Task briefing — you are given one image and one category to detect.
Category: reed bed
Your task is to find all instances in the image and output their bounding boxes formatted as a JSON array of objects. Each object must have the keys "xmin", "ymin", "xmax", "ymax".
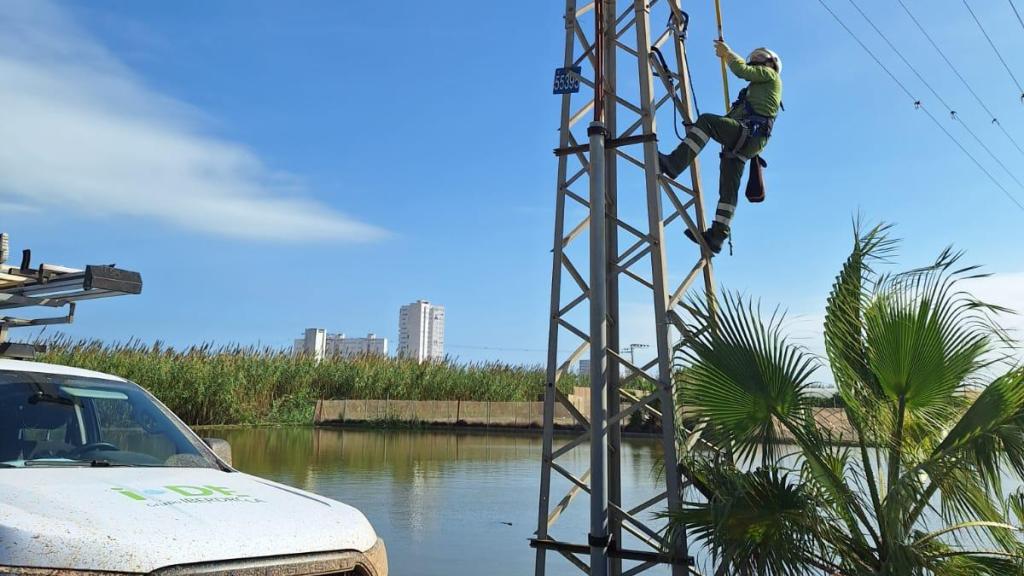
[{"xmin": 38, "ymin": 337, "xmax": 580, "ymax": 426}]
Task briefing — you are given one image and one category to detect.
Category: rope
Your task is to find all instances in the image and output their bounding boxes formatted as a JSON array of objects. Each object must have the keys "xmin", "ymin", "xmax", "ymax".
[
  {"xmin": 651, "ymin": 46, "xmax": 687, "ymax": 141},
  {"xmin": 896, "ymin": 0, "xmax": 1024, "ymax": 157},
  {"xmin": 962, "ymin": 0, "xmax": 1024, "ymax": 100},
  {"xmin": 685, "ymin": 47, "xmax": 701, "ymax": 119},
  {"xmin": 657, "ymin": 10, "xmax": 700, "ymax": 141},
  {"xmin": 815, "ymin": 0, "xmax": 1024, "ymax": 213}
]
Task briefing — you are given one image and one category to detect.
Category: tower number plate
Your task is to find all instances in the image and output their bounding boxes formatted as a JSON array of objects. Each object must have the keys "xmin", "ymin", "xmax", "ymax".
[{"xmin": 552, "ymin": 66, "xmax": 581, "ymax": 94}]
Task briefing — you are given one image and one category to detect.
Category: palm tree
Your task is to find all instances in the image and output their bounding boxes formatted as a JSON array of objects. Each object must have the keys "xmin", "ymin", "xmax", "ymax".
[{"xmin": 666, "ymin": 224, "xmax": 1024, "ymax": 575}]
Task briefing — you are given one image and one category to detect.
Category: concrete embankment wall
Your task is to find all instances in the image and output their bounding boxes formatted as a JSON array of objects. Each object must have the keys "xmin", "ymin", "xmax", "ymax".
[
  {"xmin": 314, "ymin": 399, "xmax": 577, "ymax": 428},
  {"xmin": 314, "ymin": 399, "xmax": 855, "ymax": 441}
]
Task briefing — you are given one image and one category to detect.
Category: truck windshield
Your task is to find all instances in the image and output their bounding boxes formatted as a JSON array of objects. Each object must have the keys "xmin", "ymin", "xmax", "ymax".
[{"xmin": 0, "ymin": 370, "xmax": 218, "ymax": 469}]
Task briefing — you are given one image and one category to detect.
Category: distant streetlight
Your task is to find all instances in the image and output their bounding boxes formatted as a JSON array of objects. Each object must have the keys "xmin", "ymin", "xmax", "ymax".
[{"xmin": 626, "ymin": 343, "xmax": 650, "ymax": 366}]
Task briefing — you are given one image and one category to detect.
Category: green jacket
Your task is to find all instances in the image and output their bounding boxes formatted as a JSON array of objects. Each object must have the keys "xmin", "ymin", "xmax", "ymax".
[{"xmin": 725, "ymin": 55, "xmax": 782, "ymax": 120}]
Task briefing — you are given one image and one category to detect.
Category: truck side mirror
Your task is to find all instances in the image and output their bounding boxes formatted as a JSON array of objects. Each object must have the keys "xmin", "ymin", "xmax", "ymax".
[{"xmin": 203, "ymin": 437, "xmax": 233, "ymax": 467}]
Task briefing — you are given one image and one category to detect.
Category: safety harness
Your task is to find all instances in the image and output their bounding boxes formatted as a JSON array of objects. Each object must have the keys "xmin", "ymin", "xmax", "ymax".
[
  {"xmin": 722, "ymin": 86, "xmax": 777, "ymax": 162},
  {"xmin": 725, "ymin": 82, "xmax": 783, "ymax": 210}
]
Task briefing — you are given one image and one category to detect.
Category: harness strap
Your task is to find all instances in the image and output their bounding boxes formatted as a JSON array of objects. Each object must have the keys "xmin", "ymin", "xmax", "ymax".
[
  {"xmin": 721, "ymin": 125, "xmax": 750, "ymax": 162},
  {"xmin": 731, "ymin": 87, "xmax": 776, "ymax": 139}
]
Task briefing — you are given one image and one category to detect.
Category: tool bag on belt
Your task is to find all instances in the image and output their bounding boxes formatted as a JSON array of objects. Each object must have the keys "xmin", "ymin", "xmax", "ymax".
[
  {"xmin": 745, "ymin": 157, "xmax": 767, "ymax": 203},
  {"xmin": 727, "ymin": 88, "xmax": 776, "ymax": 204}
]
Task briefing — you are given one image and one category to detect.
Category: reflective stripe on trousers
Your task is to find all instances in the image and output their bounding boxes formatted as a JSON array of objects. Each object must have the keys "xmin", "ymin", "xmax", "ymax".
[{"xmin": 714, "ymin": 202, "xmax": 736, "ymax": 227}]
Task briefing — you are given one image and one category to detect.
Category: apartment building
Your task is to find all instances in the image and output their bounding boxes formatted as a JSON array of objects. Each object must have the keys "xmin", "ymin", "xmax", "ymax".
[
  {"xmin": 293, "ymin": 328, "xmax": 388, "ymax": 360},
  {"xmin": 397, "ymin": 300, "xmax": 445, "ymax": 362}
]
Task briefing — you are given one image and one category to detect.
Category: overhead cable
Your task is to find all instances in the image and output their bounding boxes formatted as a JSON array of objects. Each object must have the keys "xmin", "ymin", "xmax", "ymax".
[
  {"xmin": 815, "ymin": 0, "xmax": 1024, "ymax": 212},
  {"xmin": 847, "ymin": 0, "xmax": 953, "ymax": 110},
  {"xmin": 1009, "ymin": 0, "xmax": 1024, "ymax": 36},
  {"xmin": 815, "ymin": 0, "xmax": 916, "ymax": 101},
  {"xmin": 896, "ymin": 0, "xmax": 1024, "ymax": 157},
  {"xmin": 847, "ymin": 0, "xmax": 1024, "ymax": 191},
  {"xmin": 962, "ymin": 0, "xmax": 1024, "ymax": 100},
  {"xmin": 448, "ymin": 344, "xmax": 551, "ymax": 353}
]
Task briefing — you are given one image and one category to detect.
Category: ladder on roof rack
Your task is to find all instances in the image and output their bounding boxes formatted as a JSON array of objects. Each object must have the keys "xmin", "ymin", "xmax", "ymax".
[{"xmin": 0, "ymin": 232, "xmax": 143, "ymax": 344}]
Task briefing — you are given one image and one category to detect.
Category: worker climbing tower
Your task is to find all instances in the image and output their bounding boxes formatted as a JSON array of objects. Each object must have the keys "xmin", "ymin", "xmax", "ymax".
[{"xmin": 532, "ymin": 1, "xmax": 719, "ymax": 575}]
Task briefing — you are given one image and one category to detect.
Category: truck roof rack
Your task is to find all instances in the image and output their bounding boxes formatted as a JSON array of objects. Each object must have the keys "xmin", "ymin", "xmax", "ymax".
[{"xmin": 0, "ymin": 232, "xmax": 143, "ymax": 350}]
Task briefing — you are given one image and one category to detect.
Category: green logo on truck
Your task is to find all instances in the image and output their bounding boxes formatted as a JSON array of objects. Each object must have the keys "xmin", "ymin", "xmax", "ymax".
[{"xmin": 112, "ymin": 485, "xmax": 266, "ymax": 506}]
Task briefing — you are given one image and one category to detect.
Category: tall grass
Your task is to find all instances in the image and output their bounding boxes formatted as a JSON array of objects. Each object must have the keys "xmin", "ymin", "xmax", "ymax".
[{"xmin": 38, "ymin": 337, "xmax": 581, "ymax": 426}]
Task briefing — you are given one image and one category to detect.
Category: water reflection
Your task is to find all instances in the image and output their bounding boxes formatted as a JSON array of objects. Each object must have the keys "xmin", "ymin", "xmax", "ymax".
[{"xmin": 206, "ymin": 427, "xmax": 669, "ymax": 576}]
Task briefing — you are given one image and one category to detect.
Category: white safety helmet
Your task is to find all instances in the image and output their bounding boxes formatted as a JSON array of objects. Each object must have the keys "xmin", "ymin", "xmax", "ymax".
[{"xmin": 747, "ymin": 47, "xmax": 782, "ymax": 73}]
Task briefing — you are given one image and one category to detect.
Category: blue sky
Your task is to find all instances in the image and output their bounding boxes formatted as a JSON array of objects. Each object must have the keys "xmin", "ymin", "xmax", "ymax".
[{"xmin": 2, "ymin": 0, "xmax": 1024, "ymax": 368}]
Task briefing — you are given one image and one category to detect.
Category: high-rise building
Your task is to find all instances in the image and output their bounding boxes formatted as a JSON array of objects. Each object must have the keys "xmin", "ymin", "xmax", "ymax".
[
  {"xmin": 578, "ymin": 358, "xmax": 632, "ymax": 378},
  {"xmin": 293, "ymin": 328, "xmax": 388, "ymax": 360},
  {"xmin": 294, "ymin": 328, "xmax": 328, "ymax": 362},
  {"xmin": 578, "ymin": 359, "xmax": 591, "ymax": 377},
  {"xmin": 397, "ymin": 300, "xmax": 445, "ymax": 362}
]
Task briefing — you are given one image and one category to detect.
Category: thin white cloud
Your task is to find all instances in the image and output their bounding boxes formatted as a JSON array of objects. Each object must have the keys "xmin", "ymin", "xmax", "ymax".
[
  {"xmin": 0, "ymin": 0, "xmax": 386, "ymax": 242},
  {"xmin": 0, "ymin": 202, "xmax": 38, "ymax": 214}
]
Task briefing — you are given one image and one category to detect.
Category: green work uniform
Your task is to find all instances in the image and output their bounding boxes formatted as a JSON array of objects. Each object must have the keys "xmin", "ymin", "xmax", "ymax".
[{"xmin": 662, "ymin": 55, "xmax": 782, "ymax": 229}]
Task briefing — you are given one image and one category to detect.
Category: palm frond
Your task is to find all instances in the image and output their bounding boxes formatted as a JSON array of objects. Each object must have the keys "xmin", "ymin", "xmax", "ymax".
[
  {"xmin": 1008, "ymin": 490, "xmax": 1024, "ymax": 527},
  {"xmin": 662, "ymin": 462, "xmax": 838, "ymax": 576},
  {"xmin": 824, "ymin": 221, "xmax": 897, "ymax": 446},
  {"xmin": 678, "ymin": 291, "xmax": 819, "ymax": 466},
  {"xmin": 933, "ymin": 369, "xmax": 1024, "ymax": 494},
  {"xmin": 868, "ymin": 248, "xmax": 999, "ymax": 419},
  {"xmin": 923, "ymin": 549, "xmax": 1024, "ymax": 576},
  {"xmin": 671, "ymin": 219, "xmax": 1024, "ymax": 574}
]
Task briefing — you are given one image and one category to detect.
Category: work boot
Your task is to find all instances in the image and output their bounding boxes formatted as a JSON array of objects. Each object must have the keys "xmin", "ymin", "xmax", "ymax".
[
  {"xmin": 684, "ymin": 222, "xmax": 730, "ymax": 255},
  {"xmin": 658, "ymin": 152, "xmax": 681, "ymax": 179}
]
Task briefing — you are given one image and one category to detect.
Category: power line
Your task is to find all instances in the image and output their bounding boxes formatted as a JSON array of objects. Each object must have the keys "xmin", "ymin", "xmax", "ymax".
[
  {"xmin": 846, "ymin": 0, "xmax": 1024, "ymax": 192},
  {"xmin": 815, "ymin": 0, "xmax": 917, "ymax": 102},
  {"xmin": 1009, "ymin": 0, "xmax": 1024, "ymax": 36},
  {"xmin": 896, "ymin": 0, "xmax": 1024, "ymax": 157},
  {"xmin": 814, "ymin": 0, "xmax": 1024, "ymax": 212},
  {"xmin": 919, "ymin": 106, "xmax": 1024, "ymax": 212},
  {"xmin": 897, "ymin": 0, "xmax": 994, "ymax": 116},
  {"xmin": 846, "ymin": 0, "xmax": 955, "ymax": 110},
  {"xmin": 448, "ymin": 343, "xmax": 570, "ymax": 353},
  {"xmin": 962, "ymin": 0, "xmax": 1024, "ymax": 99}
]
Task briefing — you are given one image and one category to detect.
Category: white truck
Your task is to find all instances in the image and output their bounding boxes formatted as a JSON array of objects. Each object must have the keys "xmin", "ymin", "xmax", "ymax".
[{"xmin": 0, "ymin": 235, "xmax": 387, "ymax": 575}]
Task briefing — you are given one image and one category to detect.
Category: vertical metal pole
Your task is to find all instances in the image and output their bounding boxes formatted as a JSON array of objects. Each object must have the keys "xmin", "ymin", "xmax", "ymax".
[
  {"xmin": 601, "ymin": 1, "xmax": 623, "ymax": 574},
  {"xmin": 713, "ymin": 0, "xmax": 731, "ymax": 111},
  {"xmin": 634, "ymin": 2, "xmax": 688, "ymax": 573},
  {"xmin": 587, "ymin": 119, "xmax": 609, "ymax": 576},
  {"xmin": 589, "ymin": 1, "xmax": 610, "ymax": 572},
  {"xmin": 534, "ymin": 3, "xmax": 579, "ymax": 575}
]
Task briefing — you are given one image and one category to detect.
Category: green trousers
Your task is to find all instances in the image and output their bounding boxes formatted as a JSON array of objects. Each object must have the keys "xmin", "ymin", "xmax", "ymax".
[{"xmin": 663, "ymin": 113, "xmax": 767, "ymax": 229}]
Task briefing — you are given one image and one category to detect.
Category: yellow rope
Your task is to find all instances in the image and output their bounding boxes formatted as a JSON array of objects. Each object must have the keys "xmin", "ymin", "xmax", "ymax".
[{"xmin": 714, "ymin": 0, "xmax": 730, "ymax": 111}]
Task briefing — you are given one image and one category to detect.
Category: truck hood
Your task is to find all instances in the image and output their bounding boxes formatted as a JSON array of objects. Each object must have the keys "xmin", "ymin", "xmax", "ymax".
[{"xmin": 0, "ymin": 467, "xmax": 378, "ymax": 573}]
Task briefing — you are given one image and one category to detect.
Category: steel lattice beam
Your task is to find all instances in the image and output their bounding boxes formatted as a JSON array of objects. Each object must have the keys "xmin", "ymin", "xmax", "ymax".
[{"xmin": 534, "ymin": 1, "xmax": 717, "ymax": 575}]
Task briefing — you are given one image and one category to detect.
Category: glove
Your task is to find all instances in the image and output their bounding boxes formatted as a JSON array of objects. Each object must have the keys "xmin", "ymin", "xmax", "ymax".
[{"xmin": 714, "ymin": 40, "xmax": 741, "ymax": 63}]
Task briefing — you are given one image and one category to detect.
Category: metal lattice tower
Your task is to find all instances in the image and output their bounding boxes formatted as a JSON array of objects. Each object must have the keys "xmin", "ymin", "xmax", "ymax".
[{"xmin": 532, "ymin": 1, "xmax": 717, "ymax": 574}]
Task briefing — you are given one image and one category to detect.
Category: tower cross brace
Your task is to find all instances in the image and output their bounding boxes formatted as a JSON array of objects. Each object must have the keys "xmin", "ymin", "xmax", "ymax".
[{"xmin": 532, "ymin": 1, "xmax": 718, "ymax": 575}]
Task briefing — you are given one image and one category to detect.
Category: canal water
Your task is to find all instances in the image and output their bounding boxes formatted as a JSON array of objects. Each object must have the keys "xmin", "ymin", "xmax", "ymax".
[{"xmin": 206, "ymin": 427, "xmax": 673, "ymax": 576}]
